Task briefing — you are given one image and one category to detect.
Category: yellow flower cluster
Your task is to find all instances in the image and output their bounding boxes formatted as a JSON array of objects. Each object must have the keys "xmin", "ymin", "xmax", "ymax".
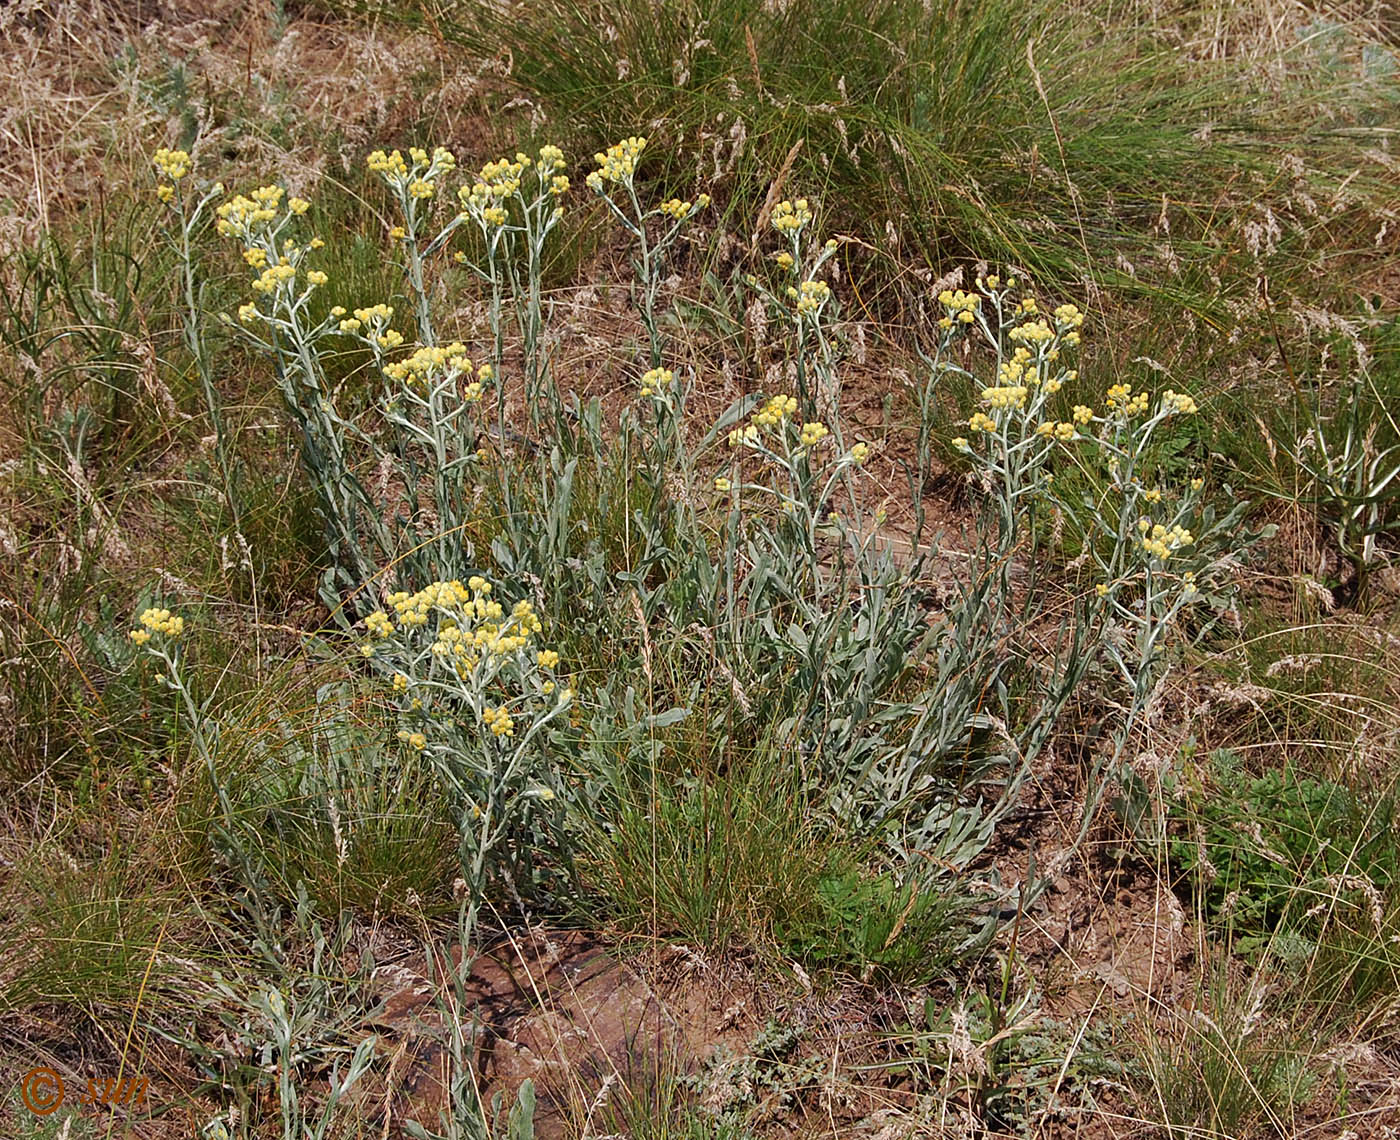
[
  {"xmin": 387, "ymin": 578, "xmax": 487, "ymax": 627},
  {"xmin": 368, "ymin": 150, "xmax": 410, "ymax": 178},
  {"xmin": 370, "ymin": 146, "xmax": 456, "ymax": 186},
  {"xmin": 1008, "ymin": 319, "xmax": 1054, "ymax": 345},
  {"xmin": 251, "ymin": 262, "xmax": 297, "ymax": 294},
  {"xmin": 1053, "ymin": 303, "xmax": 1085, "ymax": 329},
  {"xmin": 792, "ymin": 279, "xmax": 830, "ymax": 317},
  {"xmin": 981, "ymin": 385, "xmax": 1028, "ymax": 411},
  {"xmin": 850, "ymin": 442, "xmax": 871, "ymax": 464},
  {"xmin": 1106, "ymin": 383, "xmax": 1149, "ymax": 416},
  {"xmin": 772, "ymin": 198, "xmax": 812, "ymax": 235},
  {"xmin": 457, "ymin": 147, "xmax": 563, "ymax": 225},
  {"xmin": 714, "ymin": 476, "xmax": 732, "ymax": 492},
  {"xmin": 1072, "ymin": 404, "xmax": 1094, "ymax": 425},
  {"xmin": 338, "ymin": 303, "xmax": 394, "ymax": 333},
  {"xmin": 537, "ymin": 649, "xmax": 560, "ymax": 668},
  {"xmin": 660, "ymin": 196, "xmax": 702, "ymax": 221},
  {"xmin": 587, "ymin": 136, "xmax": 647, "ymax": 190},
  {"xmin": 799, "ymin": 421, "xmax": 830, "ymax": 448},
  {"xmin": 396, "ymin": 728, "xmax": 428, "ymax": 750},
  {"xmin": 482, "ymin": 156, "xmax": 526, "ymax": 196},
  {"xmin": 152, "ymin": 148, "xmax": 191, "ymax": 181},
  {"xmin": 216, "ymin": 186, "xmax": 284, "ymax": 237},
  {"xmin": 639, "ymin": 367, "xmax": 673, "ymax": 397},
  {"xmin": 1161, "ymin": 389, "xmax": 1198, "ymax": 415},
  {"xmin": 937, "ymin": 289, "xmax": 980, "ymax": 329},
  {"xmin": 130, "ymin": 607, "xmax": 184, "ymax": 644},
  {"xmin": 1138, "ymin": 518, "xmax": 1195, "ymax": 561},
  {"xmin": 752, "ymin": 394, "xmax": 798, "ymax": 428},
  {"xmin": 384, "ymin": 342, "xmax": 472, "ymax": 386},
  {"xmin": 385, "ymin": 578, "xmax": 546, "ymax": 673},
  {"xmin": 481, "ymin": 706, "xmax": 515, "ymax": 738},
  {"xmin": 365, "ymin": 610, "xmax": 394, "ymax": 637},
  {"xmin": 994, "ymin": 347, "xmax": 1034, "ymax": 386},
  {"xmin": 968, "ymin": 412, "xmax": 997, "ymax": 433}
]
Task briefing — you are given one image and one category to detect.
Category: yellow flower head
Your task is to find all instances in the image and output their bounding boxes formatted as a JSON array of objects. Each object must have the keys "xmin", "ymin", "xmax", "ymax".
[
  {"xmin": 639, "ymin": 367, "xmax": 673, "ymax": 397},
  {"xmin": 795, "ymin": 279, "xmax": 830, "ymax": 318},
  {"xmin": 1161, "ymin": 389, "xmax": 1198, "ymax": 416},
  {"xmin": 590, "ymin": 136, "xmax": 647, "ymax": 186},
  {"xmin": 152, "ymin": 148, "xmax": 191, "ymax": 182},
  {"xmin": 772, "ymin": 198, "xmax": 813, "ymax": 235},
  {"xmin": 752, "ymin": 394, "xmax": 798, "ymax": 430},
  {"xmin": 135, "ymin": 606, "xmax": 185, "ymax": 639}
]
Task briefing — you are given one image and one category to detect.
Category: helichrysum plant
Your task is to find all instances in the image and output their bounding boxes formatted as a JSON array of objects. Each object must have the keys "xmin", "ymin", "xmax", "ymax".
[
  {"xmin": 939, "ymin": 275, "xmax": 1253, "ymax": 844},
  {"xmin": 151, "ymin": 148, "xmax": 251, "ymax": 579},
  {"xmin": 359, "ymin": 575, "xmax": 576, "ymax": 906},
  {"xmin": 453, "ymin": 145, "xmax": 571, "ymax": 438},
  {"xmin": 585, "ymin": 135, "xmax": 710, "ymax": 367},
  {"xmin": 747, "ymin": 197, "xmax": 842, "ymax": 420},
  {"xmin": 145, "ymin": 132, "xmax": 1263, "ymax": 940}
]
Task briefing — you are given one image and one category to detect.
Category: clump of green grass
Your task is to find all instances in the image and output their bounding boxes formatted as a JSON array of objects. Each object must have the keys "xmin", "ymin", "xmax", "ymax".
[
  {"xmin": 339, "ymin": 0, "xmax": 1399, "ymax": 303},
  {"xmin": 1138, "ymin": 963, "xmax": 1317, "ymax": 1140}
]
